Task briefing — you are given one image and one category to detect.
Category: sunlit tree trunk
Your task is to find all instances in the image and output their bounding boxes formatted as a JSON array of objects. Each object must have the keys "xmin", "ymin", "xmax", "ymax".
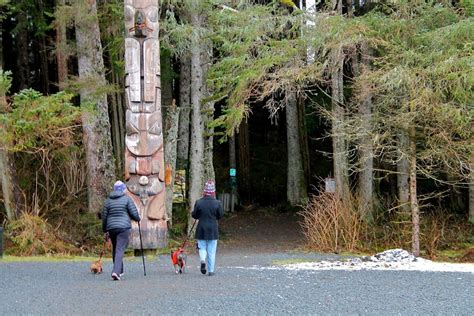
[
  {"xmin": 286, "ymin": 92, "xmax": 307, "ymax": 205},
  {"xmin": 75, "ymin": 0, "xmax": 115, "ymax": 213}
]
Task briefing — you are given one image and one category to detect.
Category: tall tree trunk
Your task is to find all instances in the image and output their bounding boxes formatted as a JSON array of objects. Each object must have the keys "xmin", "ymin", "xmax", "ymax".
[
  {"xmin": 164, "ymin": 100, "xmax": 180, "ymax": 226},
  {"xmin": 332, "ymin": 0, "xmax": 343, "ymax": 14},
  {"xmin": 346, "ymin": 0, "xmax": 353, "ymax": 17},
  {"xmin": 17, "ymin": 12, "xmax": 30, "ymax": 90},
  {"xmin": 188, "ymin": 11, "xmax": 206, "ymax": 229},
  {"xmin": 469, "ymin": 153, "xmax": 474, "ymax": 223},
  {"xmin": 238, "ymin": 119, "xmax": 251, "ymax": 204},
  {"xmin": 75, "ymin": 0, "xmax": 115, "ymax": 213},
  {"xmin": 201, "ymin": 44, "xmax": 215, "ymax": 184},
  {"xmin": 110, "ymin": 71, "xmax": 123, "ymax": 176},
  {"xmin": 37, "ymin": 0, "xmax": 50, "ymax": 94},
  {"xmin": 229, "ymin": 134, "xmax": 237, "ymax": 212},
  {"xmin": 56, "ymin": 0, "xmax": 68, "ymax": 87},
  {"xmin": 357, "ymin": 44, "xmax": 374, "ymax": 221},
  {"xmin": 286, "ymin": 92, "xmax": 307, "ymax": 206},
  {"xmin": 331, "ymin": 47, "xmax": 351, "ymax": 207},
  {"xmin": 397, "ymin": 131, "xmax": 410, "ymax": 214},
  {"xmin": 161, "ymin": 50, "xmax": 174, "ymax": 119},
  {"xmin": 409, "ymin": 127, "xmax": 420, "ymax": 256},
  {"xmin": 177, "ymin": 55, "xmax": 191, "ymax": 170},
  {"xmin": 298, "ymin": 94, "xmax": 311, "ymax": 193},
  {"xmin": 0, "ymin": 65, "xmax": 20, "ymax": 221}
]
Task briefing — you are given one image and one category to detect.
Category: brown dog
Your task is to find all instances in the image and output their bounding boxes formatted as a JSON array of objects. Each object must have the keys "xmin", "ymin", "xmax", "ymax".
[
  {"xmin": 91, "ymin": 238, "xmax": 107, "ymax": 274},
  {"xmin": 90, "ymin": 258, "xmax": 103, "ymax": 274}
]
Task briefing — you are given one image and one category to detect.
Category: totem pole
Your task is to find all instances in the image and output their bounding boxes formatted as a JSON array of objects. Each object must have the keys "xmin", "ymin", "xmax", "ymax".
[{"xmin": 124, "ymin": 0, "xmax": 167, "ymax": 249}]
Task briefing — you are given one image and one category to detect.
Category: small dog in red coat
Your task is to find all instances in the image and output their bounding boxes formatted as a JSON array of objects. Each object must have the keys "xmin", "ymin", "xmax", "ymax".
[{"xmin": 171, "ymin": 248, "xmax": 187, "ymax": 274}]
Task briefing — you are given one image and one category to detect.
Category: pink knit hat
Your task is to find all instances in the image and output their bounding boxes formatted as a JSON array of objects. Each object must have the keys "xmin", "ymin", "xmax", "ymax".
[{"xmin": 203, "ymin": 180, "xmax": 216, "ymax": 196}]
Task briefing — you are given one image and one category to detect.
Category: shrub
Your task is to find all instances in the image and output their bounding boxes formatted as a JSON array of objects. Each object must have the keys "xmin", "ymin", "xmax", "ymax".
[
  {"xmin": 299, "ymin": 192, "xmax": 364, "ymax": 252},
  {"xmin": 5, "ymin": 212, "xmax": 76, "ymax": 256}
]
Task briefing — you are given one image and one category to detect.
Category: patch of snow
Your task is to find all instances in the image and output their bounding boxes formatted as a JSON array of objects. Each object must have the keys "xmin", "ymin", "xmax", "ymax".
[
  {"xmin": 227, "ymin": 249, "xmax": 474, "ymax": 274},
  {"xmin": 282, "ymin": 249, "xmax": 474, "ymax": 273}
]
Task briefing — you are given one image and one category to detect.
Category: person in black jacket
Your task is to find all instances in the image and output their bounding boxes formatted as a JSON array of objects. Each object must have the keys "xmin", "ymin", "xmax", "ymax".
[
  {"xmin": 192, "ymin": 180, "xmax": 224, "ymax": 276},
  {"xmin": 102, "ymin": 180, "xmax": 140, "ymax": 281}
]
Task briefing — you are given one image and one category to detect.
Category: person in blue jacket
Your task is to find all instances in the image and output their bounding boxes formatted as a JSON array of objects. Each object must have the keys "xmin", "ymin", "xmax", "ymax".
[
  {"xmin": 192, "ymin": 180, "xmax": 224, "ymax": 276},
  {"xmin": 102, "ymin": 181, "xmax": 140, "ymax": 281}
]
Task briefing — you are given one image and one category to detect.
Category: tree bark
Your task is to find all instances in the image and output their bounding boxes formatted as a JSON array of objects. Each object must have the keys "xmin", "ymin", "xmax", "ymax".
[
  {"xmin": 238, "ymin": 119, "xmax": 251, "ymax": 203},
  {"xmin": 332, "ymin": 0, "xmax": 343, "ymax": 14},
  {"xmin": 17, "ymin": 12, "xmax": 30, "ymax": 90},
  {"xmin": 409, "ymin": 128, "xmax": 420, "ymax": 256},
  {"xmin": 286, "ymin": 92, "xmax": 307, "ymax": 206},
  {"xmin": 331, "ymin": 47, "xmax": 351, "ymax": 207},
  {"xmin": 164, "ymin": 101, "xmax": 180, "ymax": 227},
  {"xmin": 201, "ymin": 44, "xmax": 215, "ymax": 184},
  {"xmin": 0, "ymin": 69, "xmax": 20, "ymax": 221},
  {"xmin": 37, "ymin": 0, "xmax": 50, "ymax": 94},
  {"xmin": 188, "ymin": 11, "xmax": 206, "ymax": 229},
  {"xmin": 75, "ymin": 0, "xmax": 115, "ymax": 213},
  {"xmin": 357, "ymin": 45, "xmax": 374, "ymax": 221},
  {"xmin": 397, "ymin": 131, "xmax": 410, "ymax": 214},
  {"xmin": 229, "ymin": 134, "xmax": 237, "ymax": 211},
  {"xmin": 469, "ymin": 153, "xmax": 474, "ymax": 223},
  {"xmin": 298, "ymin": 94, "xmax": 311, "ymax": 193},
  {"xmin": 177, "ymin": 55, "xmax": 191, "ymax": 170},
  {"xmin": 110, "ymin": 71, "xmax": 123, "ymax": 176},
  {"xmin": 56, "ymin": 0, "xmax": 68, "ymax": 87}
]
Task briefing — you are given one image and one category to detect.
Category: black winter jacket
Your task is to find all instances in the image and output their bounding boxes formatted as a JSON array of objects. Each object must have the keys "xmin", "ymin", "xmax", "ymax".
[
  {"xmin": 102, "ymin": 191, "xmax": 140, "ymax": 232},
  {"xmin": 191, "ymin": 196, "xmax": 224, "ymax": 240}
]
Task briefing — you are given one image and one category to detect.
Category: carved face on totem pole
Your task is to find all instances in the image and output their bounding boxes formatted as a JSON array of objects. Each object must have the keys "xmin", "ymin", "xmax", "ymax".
[{"xmin": 124, "ymin": 0, "xmax": 166, "ymax": 249}]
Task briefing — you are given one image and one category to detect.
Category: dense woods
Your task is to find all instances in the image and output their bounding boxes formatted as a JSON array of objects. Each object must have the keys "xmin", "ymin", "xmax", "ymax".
[{"xmin": 0, "ymin": 0, "xmax": 472, "ymax": 258}]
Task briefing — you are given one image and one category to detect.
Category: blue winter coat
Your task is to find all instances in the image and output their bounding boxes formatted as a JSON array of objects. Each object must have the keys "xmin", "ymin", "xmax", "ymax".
[
  {"xmin": 192, "ymin": 196, "xmax": 224, "ymax": 240},
  {"xmin": 102, "ymin": 191, "xmax": 140, "ymax": 232}
]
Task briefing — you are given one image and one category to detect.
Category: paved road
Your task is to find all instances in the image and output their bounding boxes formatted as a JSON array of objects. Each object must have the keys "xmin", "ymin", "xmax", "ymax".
[{"xmin": 1, "ymin": 251, "xmax": 473, "ymax": 315}]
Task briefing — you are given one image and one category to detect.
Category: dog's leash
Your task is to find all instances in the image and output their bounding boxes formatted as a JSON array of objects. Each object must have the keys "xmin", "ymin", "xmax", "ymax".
[
  {"xmin": 180, "ymin": 220, "xmax": 197, "ymax": 249},
  {"xmin": 98, "ymin": 237, "xmax": 108, "ymax": 261}
]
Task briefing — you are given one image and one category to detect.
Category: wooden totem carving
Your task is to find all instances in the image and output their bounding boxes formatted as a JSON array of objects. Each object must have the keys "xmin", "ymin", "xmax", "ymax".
[{"xmin": 124, "ymin": 0, "xmax": 167, "ymax": 249}]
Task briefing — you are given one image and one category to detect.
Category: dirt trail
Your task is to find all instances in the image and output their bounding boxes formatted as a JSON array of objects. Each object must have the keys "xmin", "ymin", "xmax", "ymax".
[{"xmin": 218, "ymin": 209, "xmax": 305, "ymax": 253}]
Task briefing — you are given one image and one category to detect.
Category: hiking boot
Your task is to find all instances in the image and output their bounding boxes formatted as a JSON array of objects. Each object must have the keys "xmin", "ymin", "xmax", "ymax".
[
  {"xmin": 208, "ymin": 272, "xmax": 215, "ymax": 276},
  {"xmin": 200, "ymin": 261, "xmax": 207, "ymax": 275},
  {"xmin": 112, "ymin": 272, "xmax": 121, "ymax": 281}
]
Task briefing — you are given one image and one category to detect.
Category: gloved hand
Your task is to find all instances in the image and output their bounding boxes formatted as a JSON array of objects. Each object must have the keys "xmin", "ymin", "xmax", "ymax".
[{"xmin": 104, "ymin": 232, "xmax": 110, "ymax": 241}]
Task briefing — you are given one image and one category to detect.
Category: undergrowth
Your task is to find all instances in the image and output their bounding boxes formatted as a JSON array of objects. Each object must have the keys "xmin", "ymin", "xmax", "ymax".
[{"xmin": 299, "ymin": 192, "xmax": 474, "ymax": 261}]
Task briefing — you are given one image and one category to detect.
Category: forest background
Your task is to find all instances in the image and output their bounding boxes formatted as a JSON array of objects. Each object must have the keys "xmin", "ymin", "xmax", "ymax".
[{"xmin": 0, "ymin": 0, "xmax": 473, "ymax": 261}]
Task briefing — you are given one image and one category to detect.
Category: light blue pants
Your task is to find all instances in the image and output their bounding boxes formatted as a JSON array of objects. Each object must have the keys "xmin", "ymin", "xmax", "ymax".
[{"xmin": 197, "ymin": 239, "xmax": 218, "ymax": 273}]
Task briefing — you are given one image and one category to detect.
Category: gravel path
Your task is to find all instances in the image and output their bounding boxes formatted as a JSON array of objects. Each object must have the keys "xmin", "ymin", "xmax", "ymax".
[{"xmin": 1, "ymin": 250, "xmax": 473, "ymax": 315}]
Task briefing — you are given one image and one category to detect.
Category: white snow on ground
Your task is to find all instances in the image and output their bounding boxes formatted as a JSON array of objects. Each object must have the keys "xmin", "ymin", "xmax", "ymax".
[
  {"xmin": 229, "ymin": 249, "xmax": 474, "ymax": 273},
  {"xmin": 284, "ymin": 249, "xmax": 474, "ymax": 273}
]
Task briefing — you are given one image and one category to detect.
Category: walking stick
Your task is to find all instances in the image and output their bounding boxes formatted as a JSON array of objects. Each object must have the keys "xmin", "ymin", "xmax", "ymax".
[{"xmin": 137, "ymin": 221, "xmax": 146, "ymax": 276}]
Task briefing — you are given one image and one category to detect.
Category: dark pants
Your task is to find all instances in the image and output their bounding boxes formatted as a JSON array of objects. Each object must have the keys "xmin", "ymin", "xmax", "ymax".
[{"xmin": 109, "ymin": 228, "xmax": 130, "ymax": 276}]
